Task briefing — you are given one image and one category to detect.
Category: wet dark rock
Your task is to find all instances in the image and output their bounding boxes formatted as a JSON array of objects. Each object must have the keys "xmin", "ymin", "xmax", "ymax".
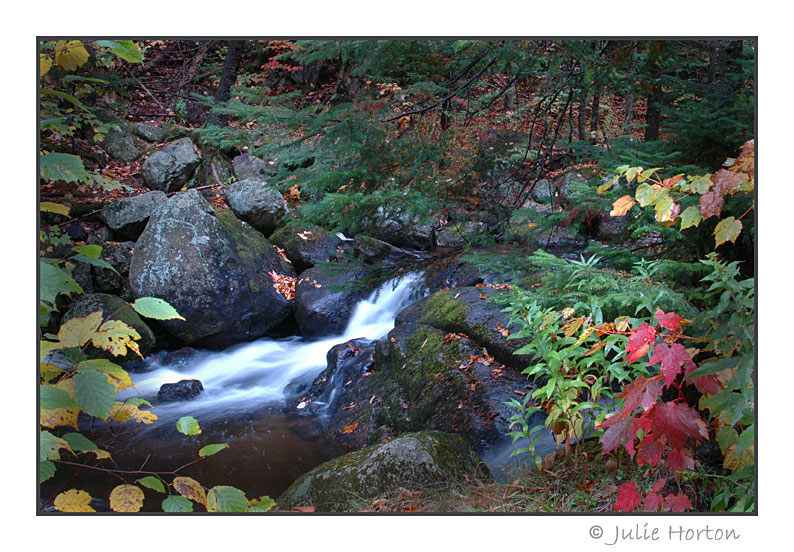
[
  {"xmin": 141, "ymin": 137, "xmax": 200, "ymax": 193},
  {"xmin": 98, "ymin": 191, "xmax": 167, "ymax": 241},
  {"xmin": 232, "ymin": 153, "xmax": 278, "ymax": 181},
  {"xmin": 423, "ymin": 258, "xmax": 484, "ymax": 292},
  {"xmin": 435, "ymin": 221, "xmax": 486, "ymax": 248},
  {"xmin": 129, "ymin": 189, "xmax": 294, "ymax": 349},
  {"xmin": 276, "ymin": 430, "xmax": 492, "ymax": 512},
  {"xmin": 269, "ymin": 224, "xmax": 342, "ymax": 274},
  {"xmin": 352, "ymin": 234, "xmax": 416, "ymax": 265},
  {"xmin": 158, "ymin": 379, "xmax": 204, "ymax": 401},
  {"xmin": 73, "ymin": 238, "xmax": 135, "ymax": 299},
  {"xmin": 162, "ymin": 346, "xmax": 200, "ymax": 367},
  {"xmin": 294, "ymin": 266, "xmax": 371, "ymax": 338},
  {"xmin": 369, "ymin": 204, "xmax": 436, "ymax": 249},
  {"xmin": 223, "ymin": 177, "xmax": 288, "ymax": 237},
  {"xmin": 65, "ymin": 223, "xmax": 88, "ymax": 242}
]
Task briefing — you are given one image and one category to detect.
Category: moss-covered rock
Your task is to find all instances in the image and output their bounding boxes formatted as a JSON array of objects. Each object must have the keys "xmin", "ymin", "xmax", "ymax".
[
  {"xmin": 128, "ymin": 190, "xmax": 294, "ymax": 348},
  {"xmin": 276, "ymin": 431, "xmax": 492, "ymax": 511},
  {"xmin": 62, "ymin": 293, "xmax": 156, "ymax": 358}
]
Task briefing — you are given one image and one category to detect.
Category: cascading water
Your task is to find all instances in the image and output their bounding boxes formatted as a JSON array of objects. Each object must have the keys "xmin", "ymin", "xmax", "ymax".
[{"xmin": 45, "ymin": 273, "xmax": 427, "ymax": 508}]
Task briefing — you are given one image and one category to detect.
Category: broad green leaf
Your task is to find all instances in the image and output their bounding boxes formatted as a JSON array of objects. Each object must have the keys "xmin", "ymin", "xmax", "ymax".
[
  {"xmin": 162, "ymin": 495, "xmax": 194, "ymax": 512},
  {"xmin": 40, "ymin": 89, "xmax": 90, "ymax": 112},
  {"xmin": 70, "ymin": 254, "xmax": 120, "ymax": 274},
  {"xmin": 176, "ymin": 416, "xmax": 201, "ymax": 436},
  {"xmin": 248, "ymin": 495, "xmax": 276, "ymax": 512},
  {"xmin": 40, "ymin": 152, "xmax": 88, "ymax": 182},
  {"xmin": 635, "ymin": 183, "xmax": 656, "ymax": 207},
  {"xmin": 173, "ymin": 476, "xmax": 207, "ymax": 505},
  {"xmin": 126, "ymin": 397, "xmax": 153, "ymax": 408},
  {"xmin": 62, "ymin": 75, "xmax": 110, "ymax": 84},
  {"xmin": 72, "ymin": 244, "xmax": 102, "ymax": 259},
  {"xmin": 54, "ymin": 489, "xmax": 94, "ymax": 512},
  {"xmin": 735, "ymin": 424, "xmax": 754, "ymax": 456},
  {"xmin": 131, "ymin": 297, "xmax": 186, "ymax": 321},
  {"xmin": 79, "ymin": 359, "xmax": 133, "ymax": 391},
  {"xmin": 137, "ymin": 476, "xmax": 166, "ymax": 494},
  {"xmin": 40, "ymin": 54, "xmax": 53, "ymax": 76},
  {"xmin": 716, "ymin": 426, "xmax": 739, "ymax": 452},
  {"xmin": 40, "ymin": 201, "xmax": 70, "ymax": 216},
  {"xmin": 637, "ymin": 167, "xmax": 661, "ymax": 183},
  {"xmin": 597, "ymin": 175, "xmax": 619, "ymax": 194},
  {"xmin": 207, "ymin": 485, "xmax": 249, "ymax": 512},
  {"xmin": 679, "ymin": 206, "xmax": 702, "ymax": 230},
  {"xmin": 40, "ymin": 460, "xmax": 56, "ymax": 483},
  {"xmin": 40, "ymin": 259, "xmax": 82, "ymax": 307},
  {"xmin": 40, "ymin": 385, "xmax": 76, "ymax": 409},
  {"xmin": 62, "ymin": 432, "xmax": 99, "ymax": 452},
  {"xmin": 690, "ymin": 174, "xmax": 713, "ymax": 194},
  {"xmin": 714, "ymin": 216, "xmax": 742, "ymax": 247},
  {"xmin": 54, "ymin": 40, "xmax": 90, "ymax": 70},
  {"xmin": 109, "ymin": 484, "xmax": 145, "ymax": 512},
  {"xmin": 625, "ymin": 166, "xmax": 642, "ymax": 183},
  {"xmin": 73, "ymin": 369, "xmax": 116, "ymax": 419},
  {"xmin": 58, "ymin": 311, "xmax": 103, "ymax": 348},
  {"xmin": 95, "ymin": 40, "xmax": 144, "ymax": 63},
  {"xmin": 199, "ymin": 443, "xmax": 229, "ymax": 458},
  {"xmin": 40, "ymin": 430, "xmax": 72, "ymax": 461}
]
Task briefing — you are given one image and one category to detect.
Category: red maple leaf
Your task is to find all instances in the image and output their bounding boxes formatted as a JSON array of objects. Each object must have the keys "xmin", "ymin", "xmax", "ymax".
[
  {"xmin": 651, "ymin": 478, "xmax": 667, "ymax": 492},
  {"xmin": 649, "ymin": 342, "xmax": 696, "ymax": 388},
  {"xmin": 665, "ymin": 447, "xmax": 695, "ymax": 474},
  {"xmin": 600, "ymin": 414, "xmax": 637, "ymax": 457},
  {"xmin": 613, "ymin": 481, "xmax": 641, "ymax": 512},
  {"xmin": 619, "ymin": 375, "xmax": 662, "ymax": 413},
  {"xmin": 637, "ymin": 434, "xmax": 665, "ymax": 466},
  {"xmin": 699, "ymin": 190, "xmax": 724, "ymax": 219},
  {"xmin": 690, "ymin": 374, "xmax": 723, "ymax": 396},
  {"xmin": 654, "ymin": 308, "xmax": 685, "ymax": 331},
  {"xmin": 625, "ymin": 322, "xmax": 656, "ymax": 363},
  {"xmin": 648, "ymin": 402, "xmax": 709, "ymax": 450},
  {"xmin": 643, "ymin": 491, "xmax": 664, "ymax": 512},
  {"xmin": 664, "ymin": 493, "xmax": 693, "ymax": 512}
]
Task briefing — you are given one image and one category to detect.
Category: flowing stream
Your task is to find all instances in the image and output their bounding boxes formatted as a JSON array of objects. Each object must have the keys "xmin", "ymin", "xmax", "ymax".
[{"xmin": 43, "ymin": 275, "xmax": 426, "ymax": 510}]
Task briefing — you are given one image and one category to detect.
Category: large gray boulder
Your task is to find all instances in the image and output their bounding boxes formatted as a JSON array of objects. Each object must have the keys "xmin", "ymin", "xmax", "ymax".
[
  {"xmin": 98, "ymin": 191, "xmax": 167, "ymax": 241},
  {"xmin": 98, "ymin": 127, "xmax": 140, "ymax": 163},
  {"xmin": 62, "ymin": 293, "xmax": 156, "ymax": 358},
  {"xmin": 232, "ymin": 153, "xmax": 277, "ymax": 181},
  {"xmin": 128, "ymin": 189, "xmax": 295, "ymax": 348},
  {"xmin": 276, "ymin": 431, "xmax": 492, "ymax": 511},
  {"xmin": 141, "ymin": 138, "xmax": 200, "ymax": 193},
  {"xmin": 134, "ymin": 122, "xmax": 167, "ymax": 143},
  {"xmin": 223, "ymin": 177, "xmax": 288, "ymax": 237},
  {"xmin": 294, "ymin": 266, "xmax": 371, "ymax": 338},
  {"xmin": 370, "ymin": 204, "xmax": 435, "ymax": 250}
]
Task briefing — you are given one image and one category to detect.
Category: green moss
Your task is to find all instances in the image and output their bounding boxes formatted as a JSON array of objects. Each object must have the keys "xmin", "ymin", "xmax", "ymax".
[{"xmin": 418, "ymin": 291, "xmax": 468, "ymax": 328}]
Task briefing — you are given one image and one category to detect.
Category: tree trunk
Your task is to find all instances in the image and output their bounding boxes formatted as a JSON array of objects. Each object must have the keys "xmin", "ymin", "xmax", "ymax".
[
  {"xmin": 643, "ymin": 42, "xmax": 663, "ymax": 143},
  {"xmin": 623, "ymin": 41, "xmax": 637, "ymax": 136},
  {"xmin": 578, "ymin": 80, "xmax": 588, "ymax": 141},
  {"xmin": 589, "ymin": 83, "xmax": 601, "ymax": 136},
  {"xmin": 207, "ymin": 40, "xmax": 245, "ymax": 128}
]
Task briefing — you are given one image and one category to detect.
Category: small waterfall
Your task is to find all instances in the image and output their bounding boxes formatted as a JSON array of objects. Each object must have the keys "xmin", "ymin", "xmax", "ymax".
[{"xmin": 119, "ymin": 273, "xmax": 423, "ymax": 420}]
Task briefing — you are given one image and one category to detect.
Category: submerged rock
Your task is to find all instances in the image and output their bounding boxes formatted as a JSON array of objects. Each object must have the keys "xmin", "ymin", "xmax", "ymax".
[
  {"xmin": 158, "ymin": 379, "xmax": 204, "ymax": 401},
  {"xmin": 276, "ymin": 431, "xmax": 492, "ymax": 511},
  {"xmin": 141, "ymin": 137, "xmax": 200, "ymax": 193},
  {"xmin": 129, "ymin": 189, "xmax": 294, "ymax": 349}
]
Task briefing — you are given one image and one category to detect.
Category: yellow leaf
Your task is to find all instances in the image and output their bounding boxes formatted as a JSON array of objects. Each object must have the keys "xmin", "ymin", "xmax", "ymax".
[
  {"xmin": 40, "ymin": 201, "xmax": 70, "ymax": 216},
  {"xmin": 40, "ymin": 362, "xmax": 65, "ymax": 382},
  {"xmin": 109, "ymin": 402, "xmax": 157, "ymax": 424},
  {"xmin": 58, "ymin": 312, "xmax": 103, "ymax": 348},
  {"xmin": 173, "ymin": 476, "xmax": 207, "ymax": 506},
  {"xmin": 109, "ymin": 484, "xmax": 144, "ymax": 512},
  {"xmin": 40, "ymin": 407, "xmax": 80, "ymax": 429},
  {"xmin": 54, "ymin": 40, "xmax": 90, "ymax": 71},
  {"xmin": 723, "ymin": 444, "xmax": 754, "ymax": 472},
  {"xmin": 40, "ymin": 340, "xmax": 65, "ymax": 362},
  {"xmin": 90, "ymin": 319, "xmax": 142, "ymax": 357},
  {"xmin": 40, "ymin": 54, "xmax": 53, "ymax": 77},
  {"xmin": 610, "ymin": 195, "xmax": 636, "ymax": 217},
  {"xmin": 54, "ymin": 489, "xmax": 95, "ymax": 512}
]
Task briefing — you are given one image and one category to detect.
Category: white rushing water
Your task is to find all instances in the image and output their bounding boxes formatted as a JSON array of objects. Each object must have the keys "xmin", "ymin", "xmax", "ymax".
[{"xmin": 119, "ymin": 273, "xmax": 423, "ymax": 419}]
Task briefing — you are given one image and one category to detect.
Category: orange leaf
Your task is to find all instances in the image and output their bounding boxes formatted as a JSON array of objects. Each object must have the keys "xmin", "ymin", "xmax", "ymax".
[
  {"xmin": 342, "ymin": 422, "xmax": 358, "ymax": 434},
  {"xmin": 610, "ymin": 195, "xmax": 636, "ymax": 217}
]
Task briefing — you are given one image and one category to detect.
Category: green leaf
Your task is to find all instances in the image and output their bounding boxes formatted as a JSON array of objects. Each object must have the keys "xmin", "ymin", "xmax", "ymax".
[
  {"xmin": 126, "ymin": 397, "xmax": 153, "ymax": 408},
  {"xmin": 248, "ymin": 496, "xmax": 276, "ymax": 512},
  {"xmin": 40, "ymin": 430, "xmax": 71, "ymax": 461},
  {"xmin": 70, "ymin": 254, "xmax": 120, "ymax": 274},
  {"xmin": 95, "ymin": 40, "xmax": 144, "ymax": 63},
  {"xmin": 62, "ymin": 75, "xmax": 110, "ymax": 85},
  {"xmin": 62, "ymin": 432, "xmax": 99, "ymax": 452},
  {"xmin": 40, "ymin": 385, "xmax": 76, "ymax": 409},
  {"xmin": 735, "ymin": 424, "xmax": 754, "ymax": 456},
  {"xmin": 137, "ymin": 476, "xmax": 166, "ymax": 494},
  {"xmin": 690, "ymin": 174, "xmax": 712, "ymax": 194},
  {"xmin": 207, "ymin": 486, "xmax": 249, "ymax": 512},
  {"xmin": 73, "ymin": 369, "xmax": 116, "ymax": 419},
  {"xmin": 40, "ymin": 259, "xmax": 83, "ymax": 307},
  {"xmin": 131, "ymin": 297, "xmax": 186, "ymax": 321},
  {"xmin": 40, "ymin": 89, "xmax": 90, "ymax": 112},
  {"xmin": 679, "ymin": 206, "xmax": 702, "ymax": 230},
  {"xmin": 199, "ymin": 443, "xmax": 229, "ymax": 458},
  {"xmin": 72, "ymin": 245, "xmax": 102, "ymax": 259},
  {"xmin": 176, "ymin": 416, "xmax": 201, "ymax": 436},
  {"xmin": 162, "ymin": 495, "xmax": 194, "ymax": 512},
  {"xmin": 40, "ymin": 152, "xmax": 88, "ymax": 183},
  {"xmin": 597, "ymin": 175, "xmax": 619, "ymax": 194},
  {"xmin": 637, "ymin": 167, "xmax": 661, "ymax": 183},
  {"xmin": 40, "ymin": 460, "xmax": 56, "ymax": 483},
  {"xmin": 635, "ymin": 183, "xmax": 656, "ymax": 207},
  {"xmin": 714, "ymin": 216, "xmax": 743, "ymax": 247}
]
